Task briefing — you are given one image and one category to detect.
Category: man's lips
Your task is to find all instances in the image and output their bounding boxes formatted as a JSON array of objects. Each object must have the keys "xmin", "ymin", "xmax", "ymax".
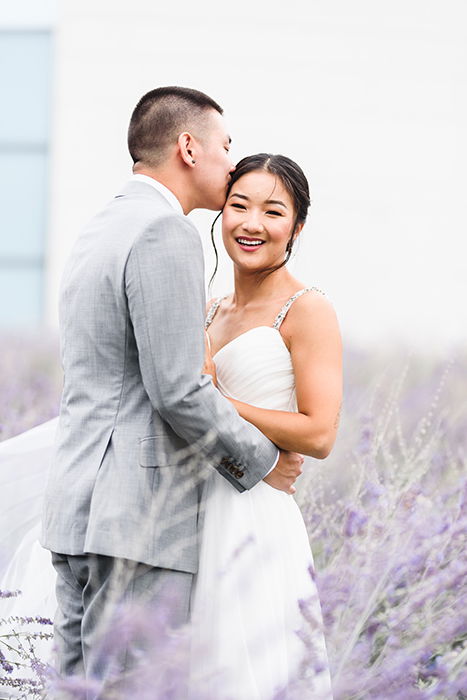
[{"xmin": 236, "ymin": 236, "xmax": 265, "ymax": 251}]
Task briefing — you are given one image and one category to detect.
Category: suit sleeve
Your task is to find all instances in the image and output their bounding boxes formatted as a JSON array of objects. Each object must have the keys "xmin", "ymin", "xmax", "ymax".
[{"xmin": 124, "ymin": 213, "xmax": 278, "ymax": 491}]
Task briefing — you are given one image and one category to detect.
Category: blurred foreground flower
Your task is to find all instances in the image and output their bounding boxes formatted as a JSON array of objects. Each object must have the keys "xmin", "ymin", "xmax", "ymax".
[
  {"xmin": 0, "ymin": 588, "xmax": 53, "ymax": 699},
  {"xmin": 0, "ymin": 337, "xmax": 466, "ymax": 698},
  {"xmin": 0, "ymin": 333, "xmax": 61, "ymax": 441}
]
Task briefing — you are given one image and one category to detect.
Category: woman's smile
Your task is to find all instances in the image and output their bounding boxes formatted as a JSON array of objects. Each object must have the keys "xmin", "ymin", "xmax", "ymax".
[{"xmin": 236, "ymin": 236, "xmax": 266, "ymax": 251}]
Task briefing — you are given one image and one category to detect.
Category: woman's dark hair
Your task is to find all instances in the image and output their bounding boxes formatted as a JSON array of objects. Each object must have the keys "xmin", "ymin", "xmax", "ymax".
[{"xmin": 209, "ymin": 153, "xmax": 311, "ymax": 288}]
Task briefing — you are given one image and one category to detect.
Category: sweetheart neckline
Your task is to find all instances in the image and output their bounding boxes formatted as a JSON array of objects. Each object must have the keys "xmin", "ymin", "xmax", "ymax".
[{"xmin": 211, "ymin": 326, "xmax": 289, "ymax": 360}]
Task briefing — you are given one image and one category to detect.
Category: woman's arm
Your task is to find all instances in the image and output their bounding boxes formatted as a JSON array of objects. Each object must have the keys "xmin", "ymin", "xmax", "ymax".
[{"xmin": 227, "ymin": 293, "xmax": 343, "ymax": 459}]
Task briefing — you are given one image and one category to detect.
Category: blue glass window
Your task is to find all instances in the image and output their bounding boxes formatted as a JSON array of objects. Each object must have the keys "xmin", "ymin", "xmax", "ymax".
[{"xmin": 0, "ymin": 30, "xmax": 52, "ymax": 327}]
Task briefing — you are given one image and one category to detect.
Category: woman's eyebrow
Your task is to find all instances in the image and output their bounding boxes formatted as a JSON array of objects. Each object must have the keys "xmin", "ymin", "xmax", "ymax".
[
  {"xmin": 229, "ymin": 193, "xmax": 287, "ymax": 208},
  {"xmin": 229, "ymin": 192, "xmax": 249, "ymax": 200},
  {"xmin": 266, "ymin": 199, "xmax": 287, "ymax": 208}
]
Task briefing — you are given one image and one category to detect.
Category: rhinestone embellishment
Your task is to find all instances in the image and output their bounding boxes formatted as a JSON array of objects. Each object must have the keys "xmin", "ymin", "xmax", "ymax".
[
  {"xmin": 205, "ymin": 287, "xmax": 325, "ymax": 330},
  {"xmin": 272, "ymin": 287, "xmax": 325, "ymax": 329}
]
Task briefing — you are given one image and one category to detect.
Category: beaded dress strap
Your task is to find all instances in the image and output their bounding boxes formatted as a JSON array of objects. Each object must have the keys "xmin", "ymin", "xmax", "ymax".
[
  {"xmin": 205, "ymin": 297, "xmax": 227, "ymax": 330},
  {"xmin": 272, "ymin": 287, "xmax": 325, "ymax": 330}
]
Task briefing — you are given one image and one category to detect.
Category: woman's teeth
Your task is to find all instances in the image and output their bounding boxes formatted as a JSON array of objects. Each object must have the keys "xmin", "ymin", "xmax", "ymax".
[{"xmin": 236, "ymin": 238, "xmax": 264, "ymax": 247}]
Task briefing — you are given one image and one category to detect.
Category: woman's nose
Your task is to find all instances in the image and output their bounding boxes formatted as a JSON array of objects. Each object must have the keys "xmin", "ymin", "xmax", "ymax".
[{"xmin": 242, "ymin": 217, "xmax": 264, "ymax": 233}]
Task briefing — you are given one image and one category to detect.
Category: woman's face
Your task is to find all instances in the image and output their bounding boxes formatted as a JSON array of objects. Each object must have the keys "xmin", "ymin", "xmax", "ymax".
[{"xmin": 221, "ymin": 170, "xmax": 301, "ymax": 273}]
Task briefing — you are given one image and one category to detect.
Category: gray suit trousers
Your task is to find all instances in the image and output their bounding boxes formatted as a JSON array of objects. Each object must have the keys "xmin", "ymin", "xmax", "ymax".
[{"xmin": 51, "ymin": 552, "xmax": 192, "ymax": 698}]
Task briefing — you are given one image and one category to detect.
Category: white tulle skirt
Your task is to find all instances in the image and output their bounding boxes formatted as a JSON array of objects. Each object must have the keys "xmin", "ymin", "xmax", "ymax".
[
  {"xmin": 190, "ymin": 471, "xmax": 332, "ymax": 699},
  {"xmin": 0, "ymin": 419, "xmax": 332, "ymax": 699}
]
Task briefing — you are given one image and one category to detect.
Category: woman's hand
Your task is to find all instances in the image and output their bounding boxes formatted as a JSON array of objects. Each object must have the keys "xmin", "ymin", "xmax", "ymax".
[{"xmin": 203, "ymin": 331, "xmax": 217, "ymax": 386}]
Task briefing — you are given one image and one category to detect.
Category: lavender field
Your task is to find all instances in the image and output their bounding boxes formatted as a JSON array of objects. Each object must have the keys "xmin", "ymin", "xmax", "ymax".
[
  {"xmin": 0, "ymin": 334, "xmax": 61, "ymax": 442},
  {"xmin": 297, "ymin": 345, "xmax": 467, "ymax": 698},
  {"xmin": 0, "ymin": 334, "xmax": 466, "ymax": 699}
]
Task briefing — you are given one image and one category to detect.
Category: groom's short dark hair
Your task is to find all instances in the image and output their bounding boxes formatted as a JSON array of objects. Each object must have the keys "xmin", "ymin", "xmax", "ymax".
[{"xmin": 128, "ymin": 86, "xmax": 223, "ymax": 167}]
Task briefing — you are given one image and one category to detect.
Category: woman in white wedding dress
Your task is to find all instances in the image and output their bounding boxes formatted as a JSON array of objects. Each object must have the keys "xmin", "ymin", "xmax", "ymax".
[
  {"xmin": 191, "ymin": 154, "xmax": 342, "ymax": 699},
  {"xmin": 0, "ymin": 154, "xmax": 342, "ymax": 699}
]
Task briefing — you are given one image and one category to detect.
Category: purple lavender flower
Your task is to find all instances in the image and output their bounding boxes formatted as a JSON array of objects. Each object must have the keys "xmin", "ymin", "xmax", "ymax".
[
  {"xmin": 0, "ymin": 331, "xmax": 61, "ymax": 441},
  {"xmin": 0, "ymin": 649, "xmax": 14, "ymax": 674},
  {"xmin": 343, "ymin": 507, "xmax": 368, "ymax": 537},
  {"xmin": 0, "ymin": 589, "xmax": 21, "ymax": 598}
]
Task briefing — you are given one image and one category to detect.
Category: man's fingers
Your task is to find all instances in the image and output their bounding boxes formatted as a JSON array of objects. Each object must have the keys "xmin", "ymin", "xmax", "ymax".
[{"xmin": 263, "ymin": 473, "xmax": 298, "ymax": 494}]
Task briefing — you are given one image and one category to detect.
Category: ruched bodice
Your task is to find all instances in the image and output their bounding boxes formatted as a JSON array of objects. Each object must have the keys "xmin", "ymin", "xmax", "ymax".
[
  {"xmin": 204, "ymin": 286, "xmax": 325, "ymax": 413},
  {"xmin": 214, "ymin": 326, "xmax": 297, "ymax": 411}
]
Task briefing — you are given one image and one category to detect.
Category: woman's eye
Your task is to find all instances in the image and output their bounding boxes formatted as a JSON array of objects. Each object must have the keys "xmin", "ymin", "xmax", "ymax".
[
  {"xmin": 231, "ymin": 203, "xmax": 246, "ymax": 210},
  {"xmin": 267, "ymin": 210, "xmax": 282, "ymax": 216}
]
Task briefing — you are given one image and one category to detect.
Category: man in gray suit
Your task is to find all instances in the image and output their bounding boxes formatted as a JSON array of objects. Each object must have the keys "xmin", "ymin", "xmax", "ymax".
[{"xmin": 41, "ymin": 86, "xmax": 303, "ymax": 688}]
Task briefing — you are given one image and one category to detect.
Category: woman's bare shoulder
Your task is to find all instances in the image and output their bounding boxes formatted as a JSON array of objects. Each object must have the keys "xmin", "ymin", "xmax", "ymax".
[
  {"xmin": 287, "ymin": 286, "xmax": 335, "ymax": 319},
  {"xmin": 281, "ymin": 287, "xmax": 340, "ymax": 345}
]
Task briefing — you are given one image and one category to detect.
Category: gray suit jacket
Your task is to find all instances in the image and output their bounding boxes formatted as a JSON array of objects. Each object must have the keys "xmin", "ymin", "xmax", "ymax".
[{"xmin": 41, "ymin": 181, "xmax": 277, "ymax": 573}]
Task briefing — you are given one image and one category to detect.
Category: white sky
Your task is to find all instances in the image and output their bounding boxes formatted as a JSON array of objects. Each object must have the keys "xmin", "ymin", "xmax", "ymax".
[{"xmin": 3, "ymin": 0, "xmax": 466, "ymax": 352}]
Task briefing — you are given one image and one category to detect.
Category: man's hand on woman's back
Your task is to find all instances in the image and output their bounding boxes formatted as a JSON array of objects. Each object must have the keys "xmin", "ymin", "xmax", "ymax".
[{"xmin": 263, "ymin": 451, "xmax": 304, "ymax": 494}]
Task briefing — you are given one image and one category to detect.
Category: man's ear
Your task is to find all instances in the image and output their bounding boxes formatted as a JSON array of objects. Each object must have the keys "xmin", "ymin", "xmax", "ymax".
[{"xmin": 178, "ymin": 132, "xmax": 197, "ymax": 167}]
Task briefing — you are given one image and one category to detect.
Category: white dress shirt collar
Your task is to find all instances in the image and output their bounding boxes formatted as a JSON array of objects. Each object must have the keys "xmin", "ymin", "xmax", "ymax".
[{"xmin": 130, "ymin": 174, "xmax": 184, "ymax": 215}]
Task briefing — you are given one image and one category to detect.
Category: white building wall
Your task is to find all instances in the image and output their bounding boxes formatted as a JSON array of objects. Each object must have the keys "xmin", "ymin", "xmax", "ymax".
[{"xmin": 45, "ymin": 0, "xmax": 467, "ymax": 351}]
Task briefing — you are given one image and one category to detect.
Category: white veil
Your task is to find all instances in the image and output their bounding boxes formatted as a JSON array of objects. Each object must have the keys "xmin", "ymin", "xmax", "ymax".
[{"xmin": 0, "ymin": 418, "xmax": 58, "ymax": 579}]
